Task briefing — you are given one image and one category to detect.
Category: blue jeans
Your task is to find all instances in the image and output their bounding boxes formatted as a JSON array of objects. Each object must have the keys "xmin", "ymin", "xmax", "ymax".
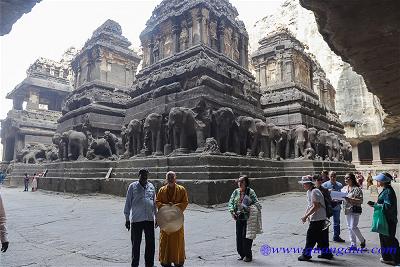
[
  {"xmin": 24, "ymin": 180, "xmax": 29, "ymax": 191},
  {"xmin": 332, "ymin": 208, "xmax": 341, "ymax": 238}
]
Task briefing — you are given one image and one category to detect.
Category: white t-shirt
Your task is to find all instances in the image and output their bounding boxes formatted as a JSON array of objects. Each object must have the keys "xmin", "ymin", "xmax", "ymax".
[{"xmin": 307, "ymin": 188, "xmax": 326, "ymax": 221}]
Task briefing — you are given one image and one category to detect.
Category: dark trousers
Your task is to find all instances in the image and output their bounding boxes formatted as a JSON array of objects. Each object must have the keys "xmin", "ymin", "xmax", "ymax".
[
  {"xmin": 131, "ymin": 221, "xmax": 155, "ymax": 267},
  {"xmin": 379, "ymin": 221, "xmax": 400, "ymax": 264},
  {"xmin": 303, "ymin": 220, "xmax": 331, "ymax": 257},
  {"xmin": 236, "ymin": 219, "xmax": 253, "ymax": 259}
]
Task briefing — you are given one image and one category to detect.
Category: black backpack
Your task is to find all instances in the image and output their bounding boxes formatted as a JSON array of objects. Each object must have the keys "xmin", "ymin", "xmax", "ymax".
[{"xmin": 319, "ymin": 187, "xmax": 333, "ymax": 218}]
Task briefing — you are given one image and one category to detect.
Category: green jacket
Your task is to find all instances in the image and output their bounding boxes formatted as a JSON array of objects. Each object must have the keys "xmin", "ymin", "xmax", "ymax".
[
  {"xmin": 376, "ymin": 185, "xmax": 398, "ymax": 224},
  {"xmin": 228, "ymin": 187, "xmax": 259, "ymax": 220}
]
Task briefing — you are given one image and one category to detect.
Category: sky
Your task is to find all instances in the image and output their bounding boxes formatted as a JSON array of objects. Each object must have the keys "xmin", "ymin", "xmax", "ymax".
[{"xmin": 0, "ymin": 0, "xmax": 284, "ymax": 121}]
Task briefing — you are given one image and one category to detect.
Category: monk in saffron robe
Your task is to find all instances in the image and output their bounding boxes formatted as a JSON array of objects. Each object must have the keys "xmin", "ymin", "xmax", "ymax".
[{"xmin": 156, "ymin": 171, "xmax": 189, "ymax": 267}]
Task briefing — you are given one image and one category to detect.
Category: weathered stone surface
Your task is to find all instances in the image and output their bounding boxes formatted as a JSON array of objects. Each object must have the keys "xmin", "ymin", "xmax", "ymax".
[
  {"xmin": 299, "ymin": 0, "xmax": 400, "ymax": 137},
  {"xmin": 336, "ymin": 63, "xmax": 386, "ymax": 138},
  {"xmin": 57, "ymin": 20, "xmax": 141, "ymax": 154},
  {"xmin": 0, "ymin": 0, "xmax": 40, "ymax": 36},
  {"xmin": 251, "ymin": 0, "xmax": 386, "ymax": 139},
  {"xmin": 6, "ymin": 157, "xmax": 355, "ymax": 205},
  {"xmin": 1, "ymin": 0, "xmax": 358, "ymax": 205},
  {"xmin": 251, "ymin": 30, "xmax": 345, "ymax": 137},
  {"xmin": 1, "ymin": 49, "xmax": 75, "ymax": 162}
]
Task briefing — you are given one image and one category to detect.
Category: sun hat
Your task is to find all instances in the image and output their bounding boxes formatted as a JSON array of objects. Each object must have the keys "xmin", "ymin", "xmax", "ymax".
[
  {"xmin": 298, "ymin": 175, "xmax": 315, "ymax": 184},
  {"xmin": 373, "ymin": 173, "xmax": 392, "ymax": 183},
  {"xmin": 156, "ymin": 205, "xmax": 184, "ymax": 233}
]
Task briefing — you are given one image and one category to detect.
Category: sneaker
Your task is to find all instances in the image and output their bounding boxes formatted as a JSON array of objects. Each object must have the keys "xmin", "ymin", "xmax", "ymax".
[
  {"xmin": 360, "ymin": 240, "xmax": 366, "ymax": 248},
  {"xmin": 318, "ymin": 254, "xmax": 334, "ymax": 260},
  {"xmin": 237, "ymin": 257, "xmax": 244, "ymax": 261},
  {"xmin": 380, "ymin": 258, "xmax": 396, "ymax": 265},
  {"xmin": 333, "ymin": 236, "xmax": 346, "ymax": 243},
  {"xmin": 298, "ymin": 255, "xmax": 312, "ymax": 261}
]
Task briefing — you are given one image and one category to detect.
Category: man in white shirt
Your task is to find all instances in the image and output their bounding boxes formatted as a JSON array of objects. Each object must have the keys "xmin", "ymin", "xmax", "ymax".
[
  {"xmin": 298, "ymin": 175, "xmax": 333, "ymax": 261},
  {"xmin": 0, "ymin": 192, "xmax": 9, "ymax": 252},
  {"xmin": 124, "ymin": 169, "xmax": 156, "ymax": 267}
]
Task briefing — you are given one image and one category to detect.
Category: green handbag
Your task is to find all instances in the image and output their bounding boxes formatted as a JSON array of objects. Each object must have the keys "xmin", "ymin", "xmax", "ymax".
[{"xmin": 371, "ymin": 204, "xmax": 390, "ymax": 236}]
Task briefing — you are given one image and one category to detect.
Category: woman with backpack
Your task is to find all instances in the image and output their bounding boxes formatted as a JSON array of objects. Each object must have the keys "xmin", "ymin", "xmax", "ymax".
[
  {"xmin": 342, "ymin": 172, "xmax": 366, "ymax": 250},
  {"xmin": 228, "ymin": 175, "xmax": 260, "ymax": 263}
]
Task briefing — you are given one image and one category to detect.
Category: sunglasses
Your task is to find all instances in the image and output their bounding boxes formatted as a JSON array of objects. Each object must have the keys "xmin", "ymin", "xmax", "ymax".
[{"xmin": 238, "ymin": 180, "xmax": 245, "ymax": 183}]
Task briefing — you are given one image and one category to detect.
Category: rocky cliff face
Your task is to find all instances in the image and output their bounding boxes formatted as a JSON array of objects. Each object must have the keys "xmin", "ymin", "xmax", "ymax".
[{"xmin": 249, "ymin": 0, "xmax": 385, "ymax": 138}]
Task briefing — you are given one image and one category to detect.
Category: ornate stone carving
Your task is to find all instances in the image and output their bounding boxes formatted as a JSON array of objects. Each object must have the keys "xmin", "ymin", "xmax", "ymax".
[
  {"xmin": 293, "ymin": 124, "xmax": 308, "ymax": 159},
  {"xmin": 212, "ymin": 107, "xmax": 234, "ymax": 153},
  {"xmin": 202, "ymin": 137, "xmax": 221, "ymax": 154}
]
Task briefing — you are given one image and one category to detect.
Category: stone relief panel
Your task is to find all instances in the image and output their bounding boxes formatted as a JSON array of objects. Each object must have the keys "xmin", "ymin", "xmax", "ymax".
[
  {"xmin": 209, "ymin": 19, "xmax": 218, "ymax": 50},
  {"xmin": 180, "ymin": 21, "xmax": 189, "ymax": 51},
  {"xmin": 161, "ymin": 20, "xmax": 173, "ymax": 58},
  {"xmin": 266, "ymin": 60, "xmax": 277, "ymax": 86},
  {"xmin": 293, "ymin": 51, "xmax": 311, "ymax": 90},
  {"xmin": 224, "ymin": 26, "xmax": 233, "ymax": 59}
]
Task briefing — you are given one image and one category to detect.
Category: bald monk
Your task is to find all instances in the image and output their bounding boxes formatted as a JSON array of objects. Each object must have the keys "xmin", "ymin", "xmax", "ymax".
[{"xmin": 156, "ymin": 171, "xmax": 189, "ymax": 267}]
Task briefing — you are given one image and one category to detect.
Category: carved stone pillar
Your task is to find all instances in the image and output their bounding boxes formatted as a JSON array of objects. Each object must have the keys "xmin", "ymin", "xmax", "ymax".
[
  {"xmin": 187, "ymin": 16, "xmax": 193, "ymax": 48},
  {"xmin": 243, "ymin": 37, "xmax": 249, "ymax": 69},
  {"xmin": 14, "ymin": 134, "xmax": 25, "ymax": 159},
  {"xmin": 149, "ymin": 41, "xmax": 154, "ymax": 64},
  {"xmin": 372, "ymin": 141, "xmax": 382, "ymax": 165},
  {"xmin": 260, "ymin": 65, "xmax": 266, "ymax": 87},
  {"xmin": 172, "ymin": 19, "xmax": 180, "ymax": 54},
  {"xmin": 351, "ymin": 141, "xmax": 360, "ymax": 165},
  {"xmin": 217, "ymin": 20, "xmax": 225, "ymax": 53},
  {"xmin": 197, "ymin": 8, "xmax": 204, "ymax": 44},
  {"xmin": 13, "ymin": 96, "xmax": 23, "ymax": 110},
  {"xmin": 239, "ymin": 35, "xmax": 246, "ymax": 67},
  {"xmin": 26, "ymin": 89, "xmax": 40, "ymax": 110}
]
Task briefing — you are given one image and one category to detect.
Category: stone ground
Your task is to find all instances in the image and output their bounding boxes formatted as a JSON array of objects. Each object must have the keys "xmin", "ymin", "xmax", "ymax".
[{"xmin": 0, "ymin": 183, "xmax": 399, "ymax": 267}]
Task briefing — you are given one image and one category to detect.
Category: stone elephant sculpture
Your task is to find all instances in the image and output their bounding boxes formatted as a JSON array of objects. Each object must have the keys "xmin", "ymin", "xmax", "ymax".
[
  {"xmin": 279, "ymin": 128, "xmax": 291, "ymax": 159},
  {"xmin": 267, "ymin": 123, "xmax": 282, "ymax": 160},
  {"xmin": 120, "ymin": 125, "xmax": 128, "ymax": 156},
  {"xmin": 144, "ymin": 113, "xmax": 163, "ymax": 155},
  {"xmin": 64, "ymin": 130, "xmax": 88, "ymax": 161},
  {"xmin": 316, "ymin": 130, "xmax": 329, "ymax": 160},
  {"xmin": 250, "ymin": 119, "xmax": 270, "ymax": 158},
  {"xmin": 22, "ymin": 144, "xmax": 47, "ymax": 164},
  {"xmin": 193, "ymin": 100, "xmax": 212, "ymax": 153},
  {"xmin": 325, "ymin": 132, "xmax": 334, "ymax": 161},
  {"xmin": 212, "ymin": 107, "xmax": 235, "ymax": 153},
  {"xmin": 126, "ymin": 119, "xmax": 143, "ymax": 157},
  {"xmin": 234, "ymin": 116, "xmax": 255, "ymax": 156},
  {"xmin": 52, "ymin": 133, "xmax": 64, "ymax": 161},
  {"xmin": 331, "ymin": 133, "xmax": 340, "ymax": 161},
  {"xmin": 306, "ymin": 127, "xmax": 318, "ymax": 152},
  {"xmin": 45, "ymin": 145, "xmax": 59, "ymax": 162},
  {"xmin": 168, "ymin": 107, "xmax": 198, "ymax": 153},
  {"xmin": 104, "ymin": 131, "xmax": 119, "ymax": 157},
  {"xmin": 293, "ymin": 125, "xmax": 308, "ymax": 159},
  {"xmin": 16, "ymin": 145, "xmax": 31, "ymax": 163},
  {"xmin": 86, "ymin": 137, "xmax": 114, "ymax": 160}
]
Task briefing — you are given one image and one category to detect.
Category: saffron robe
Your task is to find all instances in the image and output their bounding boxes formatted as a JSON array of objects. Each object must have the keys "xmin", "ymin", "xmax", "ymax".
[{"xmin": 156, "ymin": 184, "xmax": 189, "ymax": 264}]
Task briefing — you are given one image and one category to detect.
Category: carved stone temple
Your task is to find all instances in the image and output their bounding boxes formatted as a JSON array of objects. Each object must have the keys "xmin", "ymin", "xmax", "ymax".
[
  {"xmin": 2, "ymin": 0, "xmax": 355, "ymax": 205},
  {"xmin": 252, "ymin": 30, "xmax": 344, "ymax": 136},
  {"xmin": 1, "ymin": 51, "xmax": 74, "ymax": 162}
]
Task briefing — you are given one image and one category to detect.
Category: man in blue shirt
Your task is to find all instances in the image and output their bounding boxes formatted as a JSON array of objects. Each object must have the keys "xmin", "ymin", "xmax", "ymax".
[
  {"xmin": 322, "ymin": 171, "xmax": 345, "ymax": 242},
  {"xmin": 124, "ymin": 169, "xmax": 157, "ymax": 267}
]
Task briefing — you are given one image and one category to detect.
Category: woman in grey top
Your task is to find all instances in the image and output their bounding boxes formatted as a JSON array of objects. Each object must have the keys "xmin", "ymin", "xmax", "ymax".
[{"xmin": 341, "ymin": 173, "xmax": 366, "ymax": 250}]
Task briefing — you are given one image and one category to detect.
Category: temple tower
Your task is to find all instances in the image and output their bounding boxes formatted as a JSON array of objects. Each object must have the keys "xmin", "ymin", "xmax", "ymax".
[{"xmin": 58, "ymin": 20, "xmax": 141, "ymax": 137}]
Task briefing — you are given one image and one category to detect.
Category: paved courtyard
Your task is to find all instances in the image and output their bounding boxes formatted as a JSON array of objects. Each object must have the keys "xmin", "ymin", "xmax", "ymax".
[{"xmin": 0, "ymin": 184, "xmax": 398, "ymax": 267}]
